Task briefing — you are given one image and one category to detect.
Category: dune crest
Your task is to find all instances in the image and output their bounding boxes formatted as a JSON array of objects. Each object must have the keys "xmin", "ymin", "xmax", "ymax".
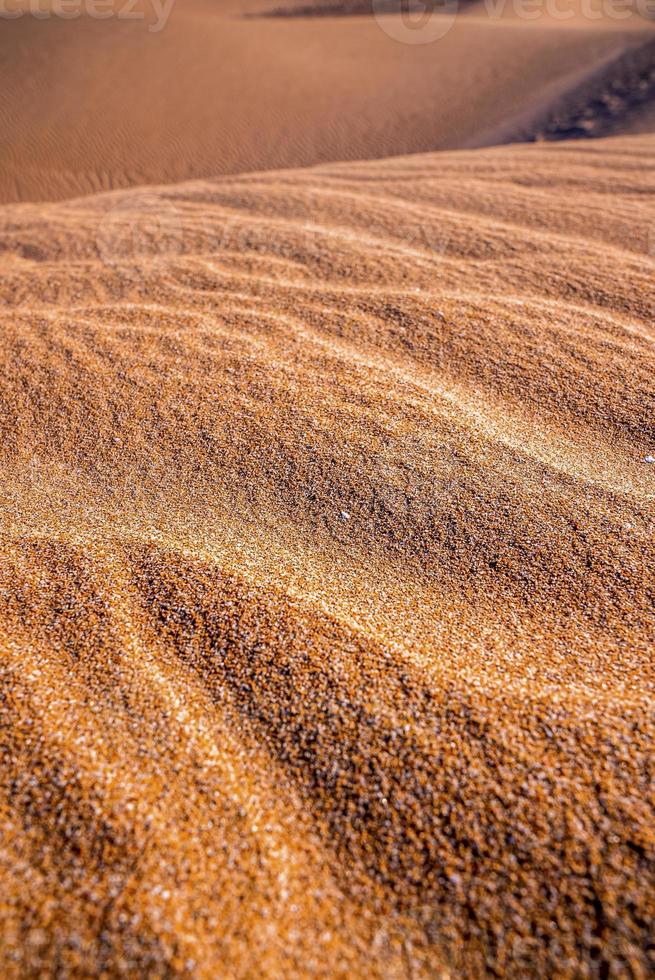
[{"xmin": 1, "ymin": 135, "xmax": 654, "ymax": 976}]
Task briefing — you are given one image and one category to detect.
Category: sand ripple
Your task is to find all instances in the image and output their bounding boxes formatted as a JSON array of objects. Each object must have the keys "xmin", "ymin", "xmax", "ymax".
[{"xmin": 1, "ymin": 136, "xmax": 654, "ymax": 977}]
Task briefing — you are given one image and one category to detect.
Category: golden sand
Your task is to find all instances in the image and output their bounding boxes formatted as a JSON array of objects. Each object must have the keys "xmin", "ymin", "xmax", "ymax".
[{"xmin": 1, "ymin": 134, "xmax": 654, "ymax": 976}]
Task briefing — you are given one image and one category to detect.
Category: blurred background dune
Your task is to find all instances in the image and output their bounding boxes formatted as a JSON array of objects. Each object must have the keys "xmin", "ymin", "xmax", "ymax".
[{"xmin": 0, "ymin": 0, "xmax": 653, "ymax": 201}]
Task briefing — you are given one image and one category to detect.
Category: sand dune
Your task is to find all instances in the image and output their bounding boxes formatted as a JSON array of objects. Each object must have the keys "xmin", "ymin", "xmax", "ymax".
[
  {"xmin": 0, "ymin": 0, "xmax": 654, "ymax": 202},
  {"xmin": 1, "ymin": 133, "xmax": 654, "ymax": 976},
  {"xmin": 517, "ymin": 35, "xmax": 655, "ymax": 140}
]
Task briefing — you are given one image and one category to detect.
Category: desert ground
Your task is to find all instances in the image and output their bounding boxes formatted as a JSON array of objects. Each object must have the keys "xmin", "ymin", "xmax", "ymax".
[
  {"xmin": 0, "ymin": 0, "xmax": 654, "ymax": 977},
  {"xmin": 0, "ymin": 0, "xmax": 654, "ymax": 201}
]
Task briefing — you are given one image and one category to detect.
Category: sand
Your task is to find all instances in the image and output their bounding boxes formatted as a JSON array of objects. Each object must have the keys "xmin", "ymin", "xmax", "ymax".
[
  {"xmin": 1, "ymin": 132, "xmax": 654, "ymax": 976},
  {"xmin": 1, "ymin": 0, "xmax": 654, "ymax": 202}
]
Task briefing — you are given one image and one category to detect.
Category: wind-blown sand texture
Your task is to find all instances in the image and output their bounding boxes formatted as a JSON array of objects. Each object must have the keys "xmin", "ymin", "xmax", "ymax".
[{"xmin": 1, "ymin": 133, "xmax": 654, "ymax": 977}]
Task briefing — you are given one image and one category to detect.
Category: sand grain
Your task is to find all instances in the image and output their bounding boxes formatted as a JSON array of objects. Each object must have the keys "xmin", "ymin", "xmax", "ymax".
[{"xmin": 0, "ymin": 134, "xmax": 654, "ymax": 977}]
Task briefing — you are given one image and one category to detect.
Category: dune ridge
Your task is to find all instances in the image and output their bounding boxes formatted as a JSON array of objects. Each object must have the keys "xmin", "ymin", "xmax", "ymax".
[
  {"xmin": 1, "ymin": 134, "xmax": 654, "ymax": 976},
  {"xmin": 521, "ymin": 35, "xmax": 655, "ymax": 141}
]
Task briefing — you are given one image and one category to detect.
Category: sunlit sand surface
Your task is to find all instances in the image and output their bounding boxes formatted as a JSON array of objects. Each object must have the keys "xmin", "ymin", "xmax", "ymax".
[{"xmin": 1, "ymin": 133, "xmax": 654, "ymax": 976}]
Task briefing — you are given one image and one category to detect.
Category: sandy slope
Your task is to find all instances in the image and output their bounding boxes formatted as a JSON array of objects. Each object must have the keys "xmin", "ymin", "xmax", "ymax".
[
  {"xmin": 1, "ymin": 133, "xmax": 654, "ymax": 977},
  {"xmin": 0, "ymin": 0, "xmax": 654, "ymax": 202}
]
